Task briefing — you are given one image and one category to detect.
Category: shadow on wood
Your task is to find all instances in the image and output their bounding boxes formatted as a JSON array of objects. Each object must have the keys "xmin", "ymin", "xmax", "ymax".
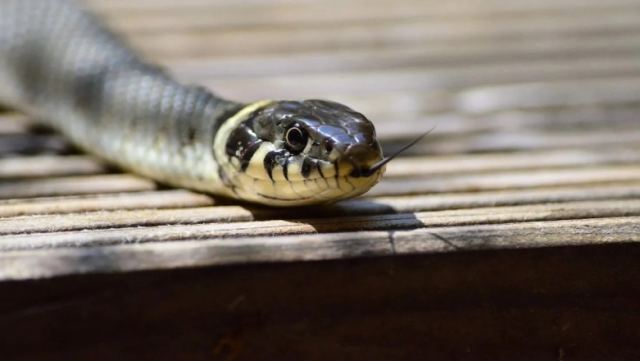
[{"xmin": 1, "ymin": 243, "xmax": 640, "ymax": 361}]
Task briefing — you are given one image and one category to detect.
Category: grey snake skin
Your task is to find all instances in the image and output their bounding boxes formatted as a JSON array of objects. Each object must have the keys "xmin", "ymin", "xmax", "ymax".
[{"xmin": 0, "ymin": 0, "xmax": 385, "ymax": 206}]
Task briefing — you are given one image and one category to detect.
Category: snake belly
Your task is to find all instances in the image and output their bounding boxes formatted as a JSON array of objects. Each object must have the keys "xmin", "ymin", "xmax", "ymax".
[{"xmin": 0, "ymin": 0, "xmax": 385, "ymax": 206}]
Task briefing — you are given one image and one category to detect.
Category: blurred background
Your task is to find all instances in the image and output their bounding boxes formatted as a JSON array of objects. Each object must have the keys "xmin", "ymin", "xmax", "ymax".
[{"xmin": 87, "ymin": 0, "xmax": 640, "ymax": 158}]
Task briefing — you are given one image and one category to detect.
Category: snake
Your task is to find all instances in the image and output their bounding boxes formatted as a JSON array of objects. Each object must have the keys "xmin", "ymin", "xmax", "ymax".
[{"xmin": 0, "ymin": 0, "xmax": 390, "ymax": 206}]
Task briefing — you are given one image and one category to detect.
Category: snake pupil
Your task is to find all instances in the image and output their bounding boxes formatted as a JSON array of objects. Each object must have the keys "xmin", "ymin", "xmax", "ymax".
[{"xmin": 285, "ymin": 125, "xmax": 308, "ymax": 154}]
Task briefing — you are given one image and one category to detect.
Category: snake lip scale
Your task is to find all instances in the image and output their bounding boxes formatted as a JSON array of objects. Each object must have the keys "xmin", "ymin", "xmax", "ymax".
[{"xmin": 0, "ymin": 0, "xmax": 389, "ymax": 206}]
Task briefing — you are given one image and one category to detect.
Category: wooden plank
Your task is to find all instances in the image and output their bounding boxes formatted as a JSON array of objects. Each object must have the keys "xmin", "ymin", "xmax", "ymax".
[
  {"xmin": 0, "ymin": 175, "xmax": 156, "ymax": 199},
  {"xmin": 2, "ymin": 243, "xmax": 640, "ymax": 361},
  {"xmin": 166, "ymin": 33, "xmax": 640, "ymax": 77},
  {"xmin": 0, "ymin": 206, "xmax": 255, "ymax": 235},
  {"xmin": 1, "ymin": 200, "xmax": 638, "ymax": 252},
  {"xmin": 97, "ymin": 2, "xmax": 640, "ymax": 33},
  {"xmin": 385, "ymin": 147, "xmax": 640, "ymax": 176},
  {"xmin": 120, "ymin": 4, "xmax": 640, "ymax": 37},
  {"xmin": 337, "ymin": 93, "xmax": 640, "ymax": 135},
  {"xmin": 85, "ymin": 0, "xmax": 325, "ymax": 11},
  {"xmin": 463, "ymin": 104, "xmax": 640, "ymax": 131},
  {"xmin": 388, "ymin": 128, "xmax": 640, "ymax": 155},
  {"xmin": 0, "ymin": 198, "xmax": 634, "ymax": 236},
  {"xmin": 125, "ymin": 10, "xmax": 640, "ymax": 57},
  {"xmin": 356, "ymin": 182, "xmax": 640, "ymax": 213},
  {"xmin": 370, "ymin": 165, "xmax": 640, "ymax": 196},
  {"xmin": 190, "ymin": 57, "xmax": 640, "ymax": 100},
  {"xmin": 86, "ymin": 0, "xmax": 640, "ymax": 14},
  {"xmin": 394, "ymin": 217, "xmax": 640, "ymax": 253},
  {"xmin": 0, "ymin": 190, "xmax": 215, "ymax": 217},
  {"xmin": 1, "ymin": 1, "xmax": 640, "ymax": 358},
  {"xmin": 0, "ymin": 232, "xmax": 393, "ymax": 279},
  {"xmin": 0, "ymin": 156, "xmax": 107, "ymax": 179},
  {"xmin": 1, "ymin": 216, "xmax": 639, "ymax": 280},
  {"xmin": 458, "ymin": 77, "xmax": 640, "ymax": 113},
  {"xmin": 0, "ymin": 182, "xmax": 638, "ymax": 220}
]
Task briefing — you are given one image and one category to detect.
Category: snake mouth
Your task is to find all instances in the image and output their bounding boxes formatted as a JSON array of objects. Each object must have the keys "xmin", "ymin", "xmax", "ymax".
[
  {"xmin": 345, "ymin": 152, "xmax": 388, "ymax": 178},
  {"xmin": 236, "ymin": 172, "xmax": 381, "ymax": 206},
  {"xmin": 234, "ymin": 156, "xmax": 383, "ymax": 206},
  {"xmin": 349, "ymin": 159, "xmax": 386, "ymax": 178}
]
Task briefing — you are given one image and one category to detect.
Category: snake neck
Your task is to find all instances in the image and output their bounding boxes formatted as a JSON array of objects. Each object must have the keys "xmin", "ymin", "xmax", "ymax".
[{"xmin": 213, "ymin": 100, "xmax": 276, "ymax": 200}]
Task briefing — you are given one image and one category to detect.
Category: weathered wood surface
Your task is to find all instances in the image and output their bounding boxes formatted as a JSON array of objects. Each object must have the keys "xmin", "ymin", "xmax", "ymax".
[
  {"xmin": 0, "ymin": 0, "xmax": 638, "ymax": 278},
  {"xmin": 2, "ymin": 0, "xmax": 640, "ymax": 359}
]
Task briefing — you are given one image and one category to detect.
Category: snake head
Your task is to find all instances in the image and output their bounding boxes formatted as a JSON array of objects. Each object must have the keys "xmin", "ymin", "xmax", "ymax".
[{"xmin": 216, "ymin": 99, "xmax": 385, "ymax": 206}]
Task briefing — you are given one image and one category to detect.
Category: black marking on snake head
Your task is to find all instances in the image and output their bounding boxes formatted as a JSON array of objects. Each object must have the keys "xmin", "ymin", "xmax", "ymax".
[
  {"xmin": 316, "ymin": 162, "xmax": 325, "ymax": 178},
  {"xmin": 226, "ymin": 118, "xmax": 262, "ymax": 172},
  {"xmin": 283, "ymin": 157, "xmax": 290, "ymax": 180},
  {"xmin": 301, "ymin": 158, "xmax": 315, "ymax": 179},
  {"xmin": 209, "ymin": 96, "xmax": 244, "ymax": 139},
  {"xmin": 264, "ymin": 149, "xmax": 289, "ymax": 181},
  {"xmin": 238, "ymin": 140, "xmax": 262, "ymax": 172},
  {"xmin": 263, "ymin": 152, "xmax": 276, "ymax": 181}
]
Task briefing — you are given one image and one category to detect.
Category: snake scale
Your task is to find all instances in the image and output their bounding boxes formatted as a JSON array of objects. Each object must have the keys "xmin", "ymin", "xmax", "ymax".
[{"xmin": 0, "ymin": 0, "xmax": 388, "ymax": 206}]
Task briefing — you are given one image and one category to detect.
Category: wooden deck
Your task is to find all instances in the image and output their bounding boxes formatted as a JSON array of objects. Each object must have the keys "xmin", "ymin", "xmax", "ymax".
[{"xmin": 2, "ymin": 0, "xmax": 640, "ymax": 359}]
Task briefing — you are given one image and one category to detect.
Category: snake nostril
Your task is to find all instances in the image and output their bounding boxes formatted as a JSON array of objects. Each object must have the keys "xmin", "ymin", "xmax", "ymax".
[
  {"xmin": 345, "ymin": 144, "xmax": 381, "ymax": 168},
  {"xmin": 323, "ymin": 139, "xmax": 334, "ymax": 153}
]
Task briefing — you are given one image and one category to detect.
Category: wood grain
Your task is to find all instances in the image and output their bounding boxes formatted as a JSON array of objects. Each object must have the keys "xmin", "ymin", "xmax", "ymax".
[
  {"xmin": 0, "ymin": 155, "xmax": 107, "ymax": 179},
  {"xmin": 0, "ymin": 190, "xmax": 215, "ymax": 217},
  {"xmin": 2, "ymin": 216, "xmax": 639, "ymax": 280},
  {"xmin": 0, "ymin": 174, "xmax": 156, "ymax": 199},
  {"xmin": 0, "ymin": 199, "xmax": 638, "ymax": 247},
  {"xmin": 0, "ymin": 0, "xmax": 636, "ymax": 278},
  {"xmin": 123, "ymin": 8, "xmax": 640, "ymax": 57},
  {"xmin": 3, "ymin": 0, "xmax": 640, "ymax": 359}
]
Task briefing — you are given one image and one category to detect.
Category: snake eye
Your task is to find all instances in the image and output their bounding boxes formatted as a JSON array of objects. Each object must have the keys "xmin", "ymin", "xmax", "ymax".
[{"xmin": 285, "ymin": 125, "xmax": 308, "ymax": 154}]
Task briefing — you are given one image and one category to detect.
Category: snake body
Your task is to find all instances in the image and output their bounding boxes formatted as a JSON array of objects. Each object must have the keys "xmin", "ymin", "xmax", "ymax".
[{"xmin": 0, "ymin": 0, "xmax": 385, "ymax": 206}]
